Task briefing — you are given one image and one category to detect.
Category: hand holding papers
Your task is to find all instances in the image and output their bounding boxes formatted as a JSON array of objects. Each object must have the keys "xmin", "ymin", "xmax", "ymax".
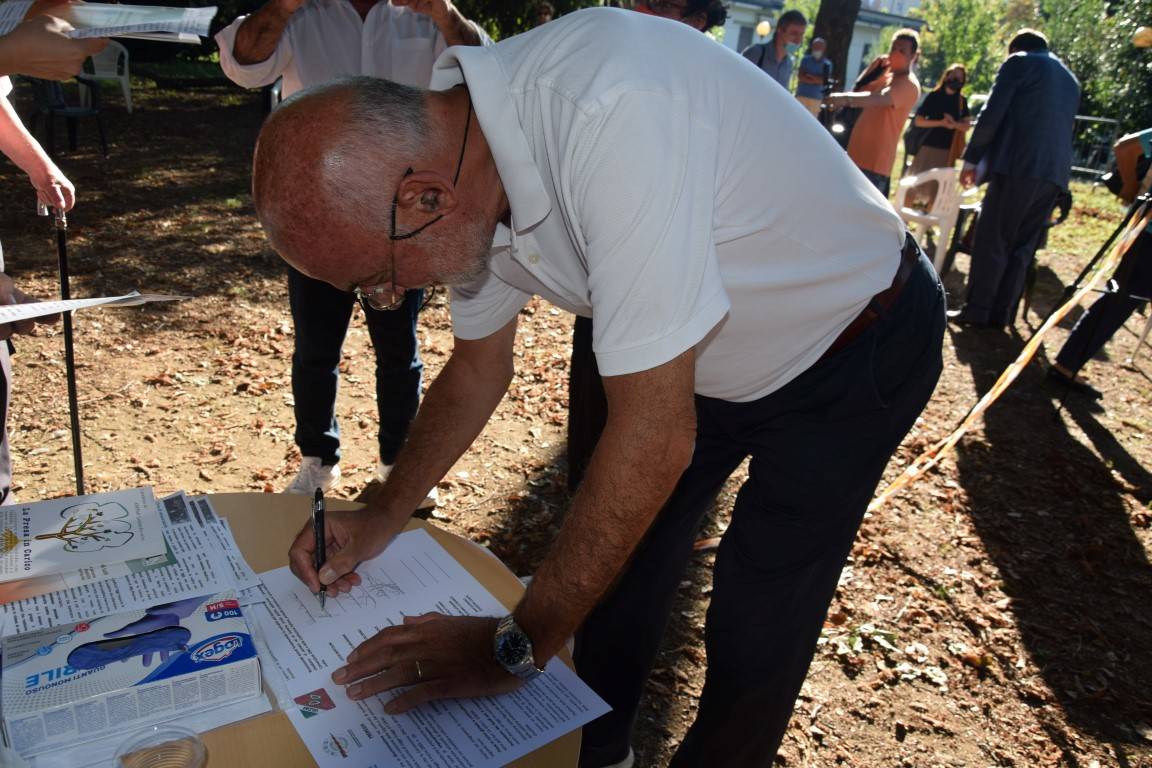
[
  {"xmin": 0, "ymin": 1, "xmax": 216, "ymax": 44},
  {"xmin": 0, "ymin": 4, "xmax": 106, "ymax": 80},
  {"xmin": 0, "ymin": 272, "xmax": 55, "ymax": 340},
  {"xmin": 54, "ymin": 3, "xmax": 217, "ymax": 44}
]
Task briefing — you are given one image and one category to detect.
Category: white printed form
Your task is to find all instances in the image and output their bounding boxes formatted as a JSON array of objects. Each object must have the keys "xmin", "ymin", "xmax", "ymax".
[{"xmin": 250, "ymin": 528, "xmax": 609, "ymax": 768}]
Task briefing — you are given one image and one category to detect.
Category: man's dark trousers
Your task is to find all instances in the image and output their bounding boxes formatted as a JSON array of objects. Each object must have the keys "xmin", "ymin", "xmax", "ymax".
[
  {"xmin": 962, "ymin": 173, "xmax": 1061, "ymax": 326},
  {"xmin": 576, "ymin": 248, "xmax": 945, "ymax": 768},
  {"xmin": 288, "ymin": 267, "xmax": 423, "ymax": 466},
  {"xmin": 1056, "ymin": 230, "xmax": 1152, "ymax": 374}
]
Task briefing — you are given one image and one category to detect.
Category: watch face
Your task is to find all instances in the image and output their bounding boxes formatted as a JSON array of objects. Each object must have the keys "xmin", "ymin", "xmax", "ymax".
[{"xmin": 496, "ymin": 628, "xmax": 530, "ymax": 667}]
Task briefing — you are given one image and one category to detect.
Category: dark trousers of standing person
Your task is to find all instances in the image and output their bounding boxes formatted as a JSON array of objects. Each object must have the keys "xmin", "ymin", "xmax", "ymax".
[
  {"xmin": 568, "ymin": 316, "xmax": 607, "ymax": 490},
  {"xmin": 1056, "ymin": 230, "xmax": 1152, "ymax": 374},
  {"xmin": 575, "ymin": 245, "xmax": 945, "ymax": 768},
  {"xmin": 960, "ymin": 173, "xmax": 1061, "ymax": 327},
  {"xmin": 288, "ymin": 267, "xmax": 423, "ymax": 467}
]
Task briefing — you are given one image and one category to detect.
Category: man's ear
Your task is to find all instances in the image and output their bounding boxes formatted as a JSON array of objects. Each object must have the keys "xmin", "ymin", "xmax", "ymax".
[{"xmin": 396, "ymin": 170, "xmax": 459, "ymax": 217}]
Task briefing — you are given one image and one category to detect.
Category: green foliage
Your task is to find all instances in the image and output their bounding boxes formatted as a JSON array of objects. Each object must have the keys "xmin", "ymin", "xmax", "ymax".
[
  {"xmin": 911, "ymin": 0, "xmax": 1002, "ymax": 93},
  {"xmin": 910, "ymin": 0, "xmax": 1152, "ymax": 130},
  {"xmin": 455, "ymin": 0, "xmax": 603, "ymax": 40},
  {"xmin": 1041, "ymin": 0, "xmax": 1152, "ymax": 132}
]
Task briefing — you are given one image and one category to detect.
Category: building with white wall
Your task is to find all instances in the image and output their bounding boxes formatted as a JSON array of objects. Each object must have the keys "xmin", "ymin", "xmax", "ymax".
[{"xmin": 718, "ymin": 0, "xmax": 925, "ymax": 88}]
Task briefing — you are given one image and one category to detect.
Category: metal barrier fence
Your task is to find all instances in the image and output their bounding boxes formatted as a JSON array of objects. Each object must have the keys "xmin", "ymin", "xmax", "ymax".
[{"xmin": 1071, "ymin": 115, "xmax": 1121, "ymax": 180}]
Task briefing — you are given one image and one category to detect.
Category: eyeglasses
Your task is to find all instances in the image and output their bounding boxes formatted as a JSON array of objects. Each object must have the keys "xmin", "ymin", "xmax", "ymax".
[{"xmin": 354, "ymin": 93, "xmax": 473, "ymax": 312}]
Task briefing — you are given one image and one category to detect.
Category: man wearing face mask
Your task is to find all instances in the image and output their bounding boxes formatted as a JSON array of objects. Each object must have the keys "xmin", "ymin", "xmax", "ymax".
[
  {"xmin": 828, "ymin": 29, "xmax": 922, "ymax": 197},
  {"xmin": 795, "ymin": 36, "xmax": 831, "ymax": 117},
  {"xmin": 740, "ymin": 9, "xmax": 806, "ymax": 90}
]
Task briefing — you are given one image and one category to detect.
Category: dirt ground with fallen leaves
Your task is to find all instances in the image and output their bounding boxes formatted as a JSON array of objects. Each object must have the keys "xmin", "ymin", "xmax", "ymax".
[{"xmin": 2, "ymin": 83, "xmax": 1151, "ymax": 768}]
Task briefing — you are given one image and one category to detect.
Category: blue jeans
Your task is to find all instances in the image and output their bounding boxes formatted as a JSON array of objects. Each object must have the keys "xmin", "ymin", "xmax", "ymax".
[
  {"xmin": 576, "ymin": 247, "xmax": 945, "ymax": 767},
  {"xmin": 287, "ymin": 267, "xmax": 423, "ymax": 466}
]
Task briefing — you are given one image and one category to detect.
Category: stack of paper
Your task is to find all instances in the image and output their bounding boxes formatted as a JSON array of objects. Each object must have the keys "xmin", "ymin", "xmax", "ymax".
[
  {"xmin": 0, "ymin": 487, "xmax": 167, "ymax": 586},
  {"xmin": 0, "ymin": 491, "xmax": 272, "ymax": 766},
  {"xmin": 0, "ymin": 1, "xmax": 216, "ymax": 44},
  {"xmin": 0, "ymin": 490, "xmax": 610, "ymax": 767}
]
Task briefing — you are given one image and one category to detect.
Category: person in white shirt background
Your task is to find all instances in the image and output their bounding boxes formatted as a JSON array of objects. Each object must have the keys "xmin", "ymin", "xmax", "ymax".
[
  {"xmin": 254, "ymin": 10, "xmax": 946, "ymax": 766},
  {"xmin": 216, "ymin": 0, "xmax": 485, "ymax": 501},
  {"xmin": 0, "ymin": 3, "xmax": 101, "ymax": 504}
]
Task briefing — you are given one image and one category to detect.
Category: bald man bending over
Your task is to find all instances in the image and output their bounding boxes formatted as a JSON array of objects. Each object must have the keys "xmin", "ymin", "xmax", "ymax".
[{"xmin": 253, "ymin": 10, "xmax": 945, "ymax": 767}]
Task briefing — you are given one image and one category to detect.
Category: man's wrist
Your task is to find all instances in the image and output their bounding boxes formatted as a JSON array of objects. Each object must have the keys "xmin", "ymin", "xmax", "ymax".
[{"xmin": 512, "ymin": 603, "xmax": 565, "ymax": 663}]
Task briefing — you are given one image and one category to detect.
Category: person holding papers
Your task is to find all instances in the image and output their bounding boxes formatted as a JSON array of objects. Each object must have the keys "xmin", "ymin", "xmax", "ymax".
[
  {"xmin": 0, "ymin": 1, "xmax": 107, "ymax": 80},
  {"xmin": 0, "ymin": 7, "xmax": 93, "ymax": 505},
  {"xmin": 216, "ymin": 0, "xmax": 486, "ymax": 501},
  {"xmin": 255, "ymin": 9, "xmax": 944, "ymax": 766}
]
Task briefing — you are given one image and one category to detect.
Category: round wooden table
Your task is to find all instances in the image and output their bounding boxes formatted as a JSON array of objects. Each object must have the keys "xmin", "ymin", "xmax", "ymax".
[{"xmin": 184, "ymin": 493, "xmax": 580, "ymax": 767}]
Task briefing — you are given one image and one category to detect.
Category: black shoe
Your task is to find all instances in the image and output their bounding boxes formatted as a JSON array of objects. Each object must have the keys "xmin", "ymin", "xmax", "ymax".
[
  {"xmin": 946, "ymin": 309, "xmax": 988, "ymax": 328},
  {"xmin": 1045, "ymin": 367, "xmax": 1103, "ymax": 400}
]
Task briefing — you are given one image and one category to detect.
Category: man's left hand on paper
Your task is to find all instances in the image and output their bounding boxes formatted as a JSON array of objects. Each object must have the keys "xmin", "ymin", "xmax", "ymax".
[
  {"xmin": 0, "ymin": 272, "xmax": 58, "ymax": 340},
  {"xmin": 332, "ymin": 612, "xmax": 522, "ymax": 713}
]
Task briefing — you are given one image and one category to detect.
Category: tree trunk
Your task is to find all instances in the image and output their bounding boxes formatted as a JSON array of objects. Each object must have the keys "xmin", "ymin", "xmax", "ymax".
[{"xmin": 814, "ymin": 0, "xmax": 862, "ymax": 91}]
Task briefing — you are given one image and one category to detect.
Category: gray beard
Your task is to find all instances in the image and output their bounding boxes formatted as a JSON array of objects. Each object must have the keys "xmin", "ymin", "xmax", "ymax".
[{"xmin": 423, "ymin": 214, "xmax": 496, "ymax": 286}]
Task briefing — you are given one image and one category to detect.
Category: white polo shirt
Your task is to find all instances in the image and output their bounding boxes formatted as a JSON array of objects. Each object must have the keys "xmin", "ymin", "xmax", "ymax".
[
  {"xmin": 433, "ymin": 8, "xmax": 907, "ymax": 403},
  {"xmin": 216, "ymin": 0, "xmax": 471, "ymax": 95}
]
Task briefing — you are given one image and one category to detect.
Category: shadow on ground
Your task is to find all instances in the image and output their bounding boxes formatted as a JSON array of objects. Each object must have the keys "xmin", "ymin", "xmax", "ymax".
[{"xmin": 950, "ymin": 325, "xmax": 1152, "ymax": 746}]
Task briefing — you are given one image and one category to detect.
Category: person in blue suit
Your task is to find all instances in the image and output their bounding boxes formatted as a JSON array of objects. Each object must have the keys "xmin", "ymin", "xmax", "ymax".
[{"xmin": 950, "ymin": 29, "xmax": 1081, "ymax": 329}]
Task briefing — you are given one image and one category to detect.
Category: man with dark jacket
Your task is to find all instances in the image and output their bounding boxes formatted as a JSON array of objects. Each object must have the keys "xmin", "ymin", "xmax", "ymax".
[{"xmin": 950, "ymin": 29, "xmax": 1080, "ymax": 329}]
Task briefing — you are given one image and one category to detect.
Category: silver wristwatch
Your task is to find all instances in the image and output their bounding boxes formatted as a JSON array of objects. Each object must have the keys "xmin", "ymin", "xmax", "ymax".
[{"xmin": 493, "ymin": 615, "xmax": 545, "ymax": 680}]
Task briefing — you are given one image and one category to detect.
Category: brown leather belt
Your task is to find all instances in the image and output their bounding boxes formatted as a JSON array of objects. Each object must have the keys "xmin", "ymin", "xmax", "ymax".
[{"xmin": 821, "ymin": 234, "xmax": 919, "ymax": 360}]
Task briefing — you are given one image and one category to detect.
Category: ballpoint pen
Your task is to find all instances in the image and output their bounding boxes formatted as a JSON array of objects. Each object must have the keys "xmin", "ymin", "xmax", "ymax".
[{"xmin": 313, "ymin": 487, "xmax": 326, "ymax": 610}]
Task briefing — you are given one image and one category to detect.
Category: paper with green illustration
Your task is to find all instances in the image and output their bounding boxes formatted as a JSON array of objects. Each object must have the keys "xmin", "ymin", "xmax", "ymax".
[{"xmin": 0, "ymin": 487, "xmax": 167, "ymax": 584}]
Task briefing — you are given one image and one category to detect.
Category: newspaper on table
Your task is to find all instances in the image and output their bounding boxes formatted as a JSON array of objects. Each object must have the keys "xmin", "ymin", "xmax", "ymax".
[
  {"xmin": 0, "ymin": 492, "xmax": 235, "ymax": 636},
  {"xmin": 250, "ymin": 528, "xmax": 610, "ymax": 768},
  {"xmin": 0, "ymin": 292, "xmax": 187, "ymax": 326},
  {"xmin": 190, "ymin": 496, "xmax": 260, "ymax": 592},
  {"xmin": 0, "ymin": 495, "xmax": 183, "ymax": 605},
  {"xmin": 0, "ymin": 1, "xmax": 216, "ymax": 42},
  {"xmin": 0, "ymin": 488, "xmax": 167, "ymax": 586}
]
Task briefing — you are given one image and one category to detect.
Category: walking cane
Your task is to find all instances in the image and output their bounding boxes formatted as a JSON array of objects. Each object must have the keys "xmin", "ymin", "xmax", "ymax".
[{"xmin": 38, "ymin": 202, "xmax": 85, "ymax": 496}]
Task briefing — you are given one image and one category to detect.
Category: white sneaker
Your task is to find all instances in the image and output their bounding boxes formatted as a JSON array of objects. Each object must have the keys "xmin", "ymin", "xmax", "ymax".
[
  {"xmin": 377, "ymin": 462, "xmax": 438, "ymax": 511},
  {"xmin": 286, "ymin": 457, "xmax": 340, "ymax": 495}
]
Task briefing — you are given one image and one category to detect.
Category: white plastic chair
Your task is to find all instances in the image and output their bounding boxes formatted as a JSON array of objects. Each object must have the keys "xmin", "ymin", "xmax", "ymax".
[
  {"xmin": 82, "ymin": 40, "xmax": 131, "ymax": 113},
  {"xmin": 893, "ymin": 167, "xmax": 962, "ymax": 274}
]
